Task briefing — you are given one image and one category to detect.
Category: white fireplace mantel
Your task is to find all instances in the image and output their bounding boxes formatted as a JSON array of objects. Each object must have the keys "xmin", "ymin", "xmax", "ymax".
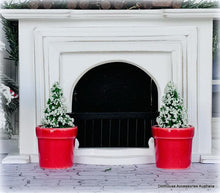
[
  {"xmin": 1, "ymin": 9, "xmax": 219, "ymax": 164},
  {"xmin": 1, "ymin": 9, "xmax": 220, "ymax": 19}
]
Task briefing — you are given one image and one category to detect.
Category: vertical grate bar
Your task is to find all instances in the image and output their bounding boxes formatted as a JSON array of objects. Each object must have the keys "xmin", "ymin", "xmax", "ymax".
[
  {"xmin": 92, "ymin": 120, "xmax": 95, "ymax": 147},
  {"xmin": 84, "ymin": 120, "xmax": 87, "ymax": 147},
  {"xmin": 118, "ymin": 119, "xmax": 121, "ymax": 147},
  {"xmin": 127, "ymin": 119, "xmax": 129, "ymax": 146},
  {"xmin": 100, "ymin": 119, "xmax": 103, "ymax": 147},
  {"xmin": 109, "ymin": 120, "xmax": 112, "ymax": 147},
  {"xmin": 150, "ymin": 78, "xmax": 153, "ymax": 111},
  {"xmin": 135, "ymin": 119, "xmax": 138, "ymax": 147},
  {"xmin": 143, "ymin": 119, "xmax": 146, "ymax": 147}
]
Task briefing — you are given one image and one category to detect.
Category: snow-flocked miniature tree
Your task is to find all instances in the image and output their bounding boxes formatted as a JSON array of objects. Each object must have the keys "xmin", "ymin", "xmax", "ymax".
[
  {"xmin": 41, "ymin": 82, "xmax": 74, "ymax": 128},
  {"xmin": 156, "ymin": 81, "xmax": 189, "ymax": 128}
]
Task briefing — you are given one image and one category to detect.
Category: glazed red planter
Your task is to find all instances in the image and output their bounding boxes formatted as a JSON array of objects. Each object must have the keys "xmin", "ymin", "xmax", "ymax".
[
  {"xmin": 152, "ymin": 125, "xmax": 194, "ymax": 169},
  {"xmin": 36, "ymin": 126, "xmax": 78, "ymax": 169}
]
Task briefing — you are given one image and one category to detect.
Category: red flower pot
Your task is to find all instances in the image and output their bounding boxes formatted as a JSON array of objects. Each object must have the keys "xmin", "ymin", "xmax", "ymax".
[
  {"xmin": 152, "ymin": 125, "xmax": 194, "ymax": 169},
  {"xmin": 36, "ymin": 126, "xmax": 78, "ymax": 169}
]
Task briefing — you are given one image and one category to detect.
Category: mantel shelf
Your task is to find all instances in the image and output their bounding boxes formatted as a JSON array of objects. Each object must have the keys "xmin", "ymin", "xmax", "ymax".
[{"xmin": 1, "ymin": 8, "xmax": 220, "ymax": 20}]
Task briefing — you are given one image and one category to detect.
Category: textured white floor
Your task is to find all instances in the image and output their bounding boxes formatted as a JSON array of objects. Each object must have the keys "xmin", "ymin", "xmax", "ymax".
[{"xmin": 0, "ymin": 162, "xmax": 219, "ymax": 193}]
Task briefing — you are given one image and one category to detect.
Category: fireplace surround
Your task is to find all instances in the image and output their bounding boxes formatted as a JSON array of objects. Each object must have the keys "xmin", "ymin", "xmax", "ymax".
[{"xmin": 1, "ymin": 9, "xmax": 219, "ymax": 164}]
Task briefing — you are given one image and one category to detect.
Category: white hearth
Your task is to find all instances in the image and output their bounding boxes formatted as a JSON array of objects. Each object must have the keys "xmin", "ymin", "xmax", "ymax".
[{"xmin": 1, "ymin": 9, "xmax": 219, "ymax": 164}]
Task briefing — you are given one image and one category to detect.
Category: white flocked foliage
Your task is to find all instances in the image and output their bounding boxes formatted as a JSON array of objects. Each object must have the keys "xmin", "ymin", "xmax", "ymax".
[
  {"xmin": 41, "ymin": 82, "xmax": 74, "ymax": 128},
  {"xmin": 156, "ymin": 81, "xmax": 189, "ymax": 128}
]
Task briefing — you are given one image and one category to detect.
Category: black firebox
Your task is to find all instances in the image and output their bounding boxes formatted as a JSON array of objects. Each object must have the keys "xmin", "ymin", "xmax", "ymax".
[{"xmin": 69, "ymin": 62, "xmax": 158, "ymax": 148}]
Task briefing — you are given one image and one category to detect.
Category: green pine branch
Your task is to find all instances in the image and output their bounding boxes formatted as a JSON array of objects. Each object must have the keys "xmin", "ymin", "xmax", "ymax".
[
  {"xmin": 2, "ymin": 0, "xmax": 219, "ymax": 9},
  {"xmin": 2, "ymin": 18, "xmax": 18, "ymax": 64},
  {"xmin": 181, "ymin": 0, "xmax": 219, "ymax": 9},
  {"xmin": 2, "ymin": 0, "xmax": 30, "ymax": 9}
]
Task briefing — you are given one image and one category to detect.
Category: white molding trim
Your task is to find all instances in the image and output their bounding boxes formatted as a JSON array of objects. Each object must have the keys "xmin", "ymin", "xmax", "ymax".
[
  {"xmin": 2, "ymin": 155, "xmax": 30, "ymax": 164},
  {"xmin": 33, "ymin": 26, "xmax": 196, "ymax": 119},
  {"xmin": 31, "ymin": 25, "xmax": 198, "ymax": 156},
  {"xmin": 212, "ymin": 117, "xmax": 220, "ymax": 153},
  {"xmin": 200, "ymin": 118, "xmax": 220, "ymax": 163},
  {"xmin": 212, "ymin": 80, "xmax": 220, "ymax": 85},
  {"xmin": 1, "ymin": 9, "xmax": 220, "ymax": 20},
  {"xmin": 200, "ymin": 155, "xmax": 220, "ymax": 163},
  {"xmin": 2, "ymin": 153, "xmax": 201, "ymax": 165}
]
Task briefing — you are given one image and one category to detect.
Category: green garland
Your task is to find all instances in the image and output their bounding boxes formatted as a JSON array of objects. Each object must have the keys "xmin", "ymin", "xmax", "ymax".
[
  {"xmin": 181, "ymin": 0, "xmax": 218, "ymax": 8},
  {"xmin": 2, "ymin": 0, "xmax": 219, "ymax": 10},
  {"xmin": 2, "ymin": 0, "xmax": 30, "ymax": 9},
  {"xmin": 2, "ymin": 0, "xmax": 67, "ymax": 9},
  {"xmin": 2, "ymin": 18, "xmax": 18, "ymax": 64}
]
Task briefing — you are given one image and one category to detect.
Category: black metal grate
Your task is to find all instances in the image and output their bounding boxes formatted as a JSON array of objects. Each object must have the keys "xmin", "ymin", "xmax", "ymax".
[
  {"xmin": 71, "ymin": 62, "xmax": 158, "ymax": 148},
  {"xmin": 69, "ymin": 112, "xmax": 158, "ymax": 148},
  {"xmin": 70, "ymin": 112, "xmax": 158, "ymax": 147}
]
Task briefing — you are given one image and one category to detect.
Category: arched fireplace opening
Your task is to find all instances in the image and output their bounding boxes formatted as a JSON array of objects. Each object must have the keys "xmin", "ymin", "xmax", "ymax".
[{"xmin": 70, "ymin": 62, "xmax": 158, "ymax": 148}]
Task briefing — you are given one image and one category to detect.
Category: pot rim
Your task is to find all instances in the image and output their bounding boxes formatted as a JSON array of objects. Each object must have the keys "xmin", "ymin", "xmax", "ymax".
[
  {"xmin": 152, "ymin": 125, "xmax": 194, "ymax": 139},
  {"xmin": 36, "ymin": 125, "xmax": 77, "ymax": 130},
  {"xmin": 152, "ymin": 125, "xmax": 194, "ymax": 130},
  {"xmin": 36, "ymin": 125, "xmax": 78, "ymax": 139}
]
